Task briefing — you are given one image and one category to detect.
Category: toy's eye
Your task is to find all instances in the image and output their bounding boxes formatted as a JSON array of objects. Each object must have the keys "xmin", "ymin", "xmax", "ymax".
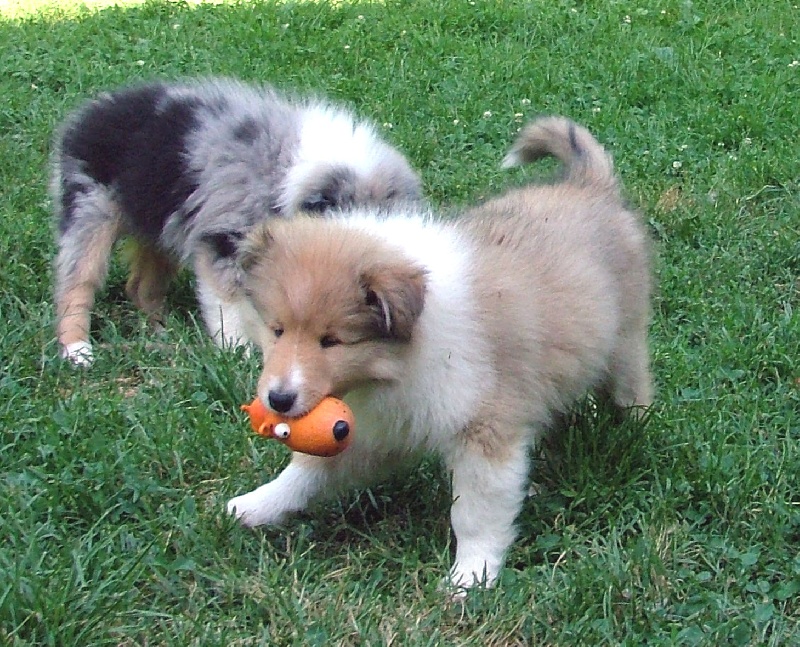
[
  {"xmin": 273, "ymin": 326, "xmax": 284, "ymax": 339},
  {"xmin": 320, "ymin": 334, "xmax": 342, "ymax": 349},
  {"xmin": 332, "ymin": 420, "xmax": 350, "ymax": 441},
  {"xmin": 274, "ymin": 422, "xmax": 290, "ymax": 439}
]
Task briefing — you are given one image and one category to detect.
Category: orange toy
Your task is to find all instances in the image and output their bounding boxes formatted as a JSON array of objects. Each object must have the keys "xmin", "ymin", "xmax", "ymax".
[{"xmin": 241, "ymin": 396, "xmax": 354, "ymax": 457}]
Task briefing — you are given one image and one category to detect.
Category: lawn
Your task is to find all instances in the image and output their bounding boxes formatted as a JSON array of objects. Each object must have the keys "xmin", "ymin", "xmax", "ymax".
[{"xmin": 1, "ymin": 0, "xmax": 798, "ymax": 644}]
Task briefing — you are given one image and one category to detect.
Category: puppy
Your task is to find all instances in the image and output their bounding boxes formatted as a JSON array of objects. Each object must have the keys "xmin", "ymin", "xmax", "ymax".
[
  {"xmin": 51, "ymin": 78, "xmax": 421, "ymax": 365},
  {"xmin": 227, "ymin": 117, "xmax": 653, "ymax": 591}
]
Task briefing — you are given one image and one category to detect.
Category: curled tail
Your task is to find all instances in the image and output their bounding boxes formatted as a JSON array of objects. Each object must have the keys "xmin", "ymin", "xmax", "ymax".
[{"xmin": 502, "ymin": 116, "xmax": 616, "ymax": 188}]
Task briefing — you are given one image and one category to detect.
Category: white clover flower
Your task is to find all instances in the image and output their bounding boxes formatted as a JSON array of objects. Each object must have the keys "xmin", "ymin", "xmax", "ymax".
[
  {"xmin": 483, "ymin": 110, "xmax": 492, "ymax": 118},
  {"xmin": 453, "ymin": 119, "xmax": 460, "ymax": 125},
  {"xmin": 624, "ymin": 15, "xmax": 631, "ymax": 24},
  {"xmin": 672, "ymin": 161, "xmax": 682, "ymax": 169},
  {"xmin": 521, "ymin": 98, "xmax": 531, "ymax": 106},
  {"xmin": 383, "ymin": 122, "xmax": 393, "ymax": 129}
]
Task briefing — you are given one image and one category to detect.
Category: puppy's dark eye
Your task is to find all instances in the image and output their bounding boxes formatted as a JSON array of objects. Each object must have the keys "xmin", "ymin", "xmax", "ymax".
[
  {"xmin": 320, "ymin": 334, "xmax": 341, "ymax": 349},
  {"xmin": 273, "ymin": 326, "xmax": 284, "ymax": 339}
]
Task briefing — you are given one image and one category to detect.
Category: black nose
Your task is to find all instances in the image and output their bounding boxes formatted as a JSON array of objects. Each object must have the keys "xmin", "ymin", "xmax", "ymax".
[
  {"xmin": 332, "ymin": 420, "xmax": 350, "ymax": 442},
  {"xmin": 268, "ymin": 390, "xmax": 297, "ymax": 413}
]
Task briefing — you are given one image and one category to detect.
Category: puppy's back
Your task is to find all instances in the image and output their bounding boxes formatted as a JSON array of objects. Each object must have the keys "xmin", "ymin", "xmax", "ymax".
[{"xmin": 451, "ymin": 117, "xmax": 651, "ymax": 414}]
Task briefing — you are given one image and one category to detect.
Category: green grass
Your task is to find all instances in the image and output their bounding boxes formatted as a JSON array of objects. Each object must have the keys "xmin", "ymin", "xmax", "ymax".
[{"xmin": 1, "ymin": 0, "xmax": 798, "ymax": 644}]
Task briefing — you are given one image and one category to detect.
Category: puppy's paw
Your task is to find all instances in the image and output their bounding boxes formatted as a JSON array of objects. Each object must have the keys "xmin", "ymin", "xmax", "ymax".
[
  {"xmin": 438, "ymin": 570, "xmax": 490, "ymax": 601},
  {"xmin": 61, "ymin": 341, "xmax": 94, "ymax": 367},
  {"xmin": 447, "ymin": 559, "xmax": 498, "ymax": 595},
  {"xmin": 439, "ymin": 577, "xmax": 470, "ymax": 601},
  {"xmin": 226, "ymin": 491, "xmax": 285, "ymax": 528},
  {"xmin": 226, "ymin": 494, "xmax": 263, "ymax": 527}
]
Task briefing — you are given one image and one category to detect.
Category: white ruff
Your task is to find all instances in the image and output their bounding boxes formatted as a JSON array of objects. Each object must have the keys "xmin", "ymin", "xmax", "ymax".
[
  {"xmin": 342, "ymin": 210, "xmax": 495, "ymax": 451},
  {"xmin": 278, "ymin": 106, "xmax": 385, "ymax": 212},
  {"xmin": 297, "ymin": 106, "xmax": 382, "ymax": 175}
]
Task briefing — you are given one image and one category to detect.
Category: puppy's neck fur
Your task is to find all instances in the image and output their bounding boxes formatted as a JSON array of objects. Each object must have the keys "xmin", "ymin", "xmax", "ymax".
[{"xmin": 341, "ymin": 211, "xmax": 495, "ymax": 450}]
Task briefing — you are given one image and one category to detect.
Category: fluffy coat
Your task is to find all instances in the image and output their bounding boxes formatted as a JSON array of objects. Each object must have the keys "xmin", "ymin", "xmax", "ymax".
[
  {"xmin": 227, "ymin": 116, "xmax": 653, "ymax": 591},
  {"xmin": 51, "ymin": 78, "xmax": 421, "ymax": 365}
]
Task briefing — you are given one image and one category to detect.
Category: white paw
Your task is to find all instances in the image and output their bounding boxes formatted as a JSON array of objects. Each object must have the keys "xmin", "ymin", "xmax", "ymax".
[
  {"xmin": 226, "ymin": 494, "xmax": 259, "ymax": 527},
  {"xmin": 61, "ymin": 341, "xmax": 94, "ymax": 367},
  {"xmin": 439, "ymin": 570, "xmax": 491, "ymax": 601},
  {"xmin": 226, "ymin": 491, "xmax": 284, "ymax": 528},
  {"xmin": 448, "ymin": 559, "xmax": 499, "ymax": 593}
]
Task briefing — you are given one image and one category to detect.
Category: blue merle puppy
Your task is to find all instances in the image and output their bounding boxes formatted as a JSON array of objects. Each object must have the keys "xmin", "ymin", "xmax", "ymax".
[{"xmin": 51, "ymin": 78, "xmax": 422, "ymax": 365}]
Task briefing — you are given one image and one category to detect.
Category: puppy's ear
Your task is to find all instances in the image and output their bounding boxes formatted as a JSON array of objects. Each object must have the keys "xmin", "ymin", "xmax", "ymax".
[
  {"xmin": 237, "ymin": 223, "xmax": 275, "ymax": 272},
  {"xmin": 301, "ymin": 188, "xmax": 337, "ymax": 213},
  {"xmin": 361, "ymin": 263, "xmax": 427, "ymax": 341},
  {"xmin": 200, "ymin": 231, "xmax": 244, "ymax": 259},
  {"xmin": 299, "ymin": 167, "xmax": 355, "ymax": 214}
]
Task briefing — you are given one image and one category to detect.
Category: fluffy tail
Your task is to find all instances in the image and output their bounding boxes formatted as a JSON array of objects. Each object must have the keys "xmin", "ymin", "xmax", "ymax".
[{"xmin": 502, "ymin": 116, "xmax": 616, "ymax": 188}]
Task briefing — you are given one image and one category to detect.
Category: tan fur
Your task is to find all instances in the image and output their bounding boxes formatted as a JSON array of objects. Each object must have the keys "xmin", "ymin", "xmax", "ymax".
[
  {"xmin": 123, "ymin": 241, "xmax": 178, "ymax": 325},
  {"xmin": 242, "ymin": 218, "xmax": 426, "ymax": 414},
  {"xmin": 56, "ymin": 284, "xmax": 96, "ymax": 348},
  {"xmin": 229, "ymin": 116, "xmax": 653, "ymax": 591},
  {"xmin": 55, "ymin": 215, "xmax": 121, "ymax": 350}
]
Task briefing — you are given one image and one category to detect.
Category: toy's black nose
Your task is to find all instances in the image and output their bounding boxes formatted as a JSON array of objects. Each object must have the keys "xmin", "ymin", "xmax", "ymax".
[
  {"xmin": 268, "ymin": 390, "xmax": 296, "ymax": 414},
  {"xmin": 332, "ymin": 420, "xmax": 350, "ymax": 441}
]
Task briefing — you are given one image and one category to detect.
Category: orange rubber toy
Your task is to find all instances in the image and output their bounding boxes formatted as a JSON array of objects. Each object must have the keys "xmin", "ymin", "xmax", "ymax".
[{"xmin": 241, "ymin": 396, "xmax": 354, "ymax": 457}]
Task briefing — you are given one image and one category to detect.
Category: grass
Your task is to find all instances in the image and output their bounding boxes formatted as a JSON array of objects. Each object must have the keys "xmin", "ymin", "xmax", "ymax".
[{"xmin": 1, "ymin": 0, "xmax": 798, "ymax": 644}]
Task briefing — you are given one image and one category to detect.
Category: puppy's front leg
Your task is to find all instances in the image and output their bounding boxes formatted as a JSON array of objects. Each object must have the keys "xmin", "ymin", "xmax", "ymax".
[
  {"xmin": 447, "ymin": 431, "xmax": 530, "ymax": 591},
  {"xmin": 193, "ymin": 251, "xmax": 253, "ymax": 350},
  {"xmin": 227, "ymin": 454, "xmax": 334, "ymax": 527}
]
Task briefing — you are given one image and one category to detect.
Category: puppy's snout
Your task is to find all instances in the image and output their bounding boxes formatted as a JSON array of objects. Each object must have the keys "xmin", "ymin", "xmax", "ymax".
[{"xmin": 268, "ymin": 390, "xmax": 297, "ymax": 414}]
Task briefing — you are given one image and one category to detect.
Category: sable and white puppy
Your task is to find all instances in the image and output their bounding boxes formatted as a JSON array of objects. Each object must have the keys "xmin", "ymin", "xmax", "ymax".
[
  {"xmin": 51, "ymin": 78, "xmax": 421, "ymax": 365},
  {"xmin": 227, "ymin": 117, "xmax": 653, "ymax": 591}
]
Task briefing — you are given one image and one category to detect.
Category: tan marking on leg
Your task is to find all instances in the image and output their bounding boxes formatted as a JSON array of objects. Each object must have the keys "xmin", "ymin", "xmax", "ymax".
[
  {"xmin": 56, "ymin": 283, "xmax": 96, "ymax": 347},
  {"xmin": 123, "ymin": 241, "xmax": 177, "ymax": 326},
  {"xmin": 54, "ymin": 219, "xmax": 121, "ymax": 351}
]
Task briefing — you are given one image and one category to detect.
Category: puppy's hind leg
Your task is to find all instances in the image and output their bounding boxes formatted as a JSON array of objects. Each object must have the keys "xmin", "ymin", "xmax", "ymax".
[
  {"xmin": 123, "ymin": 240, "xmax": 177, "ymax": 331},
  {"xmin": 54, "ymin": 200, "xmax": 122, "ymax": 366},
  {"xmin": 447, "ymin": 416, "xmax": 531, "ymax": 593},
  {"xmin": 605, "ymin": 322, "xmax": 653, "ymax": 419}
]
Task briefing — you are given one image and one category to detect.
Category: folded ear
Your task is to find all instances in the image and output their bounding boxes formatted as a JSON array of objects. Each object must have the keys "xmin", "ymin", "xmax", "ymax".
[
  {"xmin": 361, "ymin": 263, "xmax": 427, "ymax": 341},
  {"xmin": 295, "ymin": 166, "xmax": 357, "ymax": 214},
  {"xmin": 237, "ymin": 223, "xmax": 275, "ymax": 273}
]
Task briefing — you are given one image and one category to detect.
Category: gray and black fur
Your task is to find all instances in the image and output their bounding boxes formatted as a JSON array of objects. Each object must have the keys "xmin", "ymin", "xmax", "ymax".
[{"xmin": 51, "ymin": 78, "xmax": 422, "ymax": 364}]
